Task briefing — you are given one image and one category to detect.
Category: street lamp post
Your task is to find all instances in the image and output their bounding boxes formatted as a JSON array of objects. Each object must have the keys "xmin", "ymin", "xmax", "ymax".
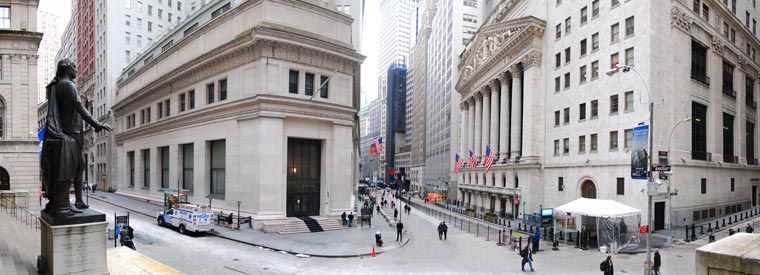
[
  {"xmin": 607, "ymin": 64, "xmax": 653, "ymax": 275},
  {"xmin": 666, "ymin": 117, "xmax": 691, "ymax": 246}
]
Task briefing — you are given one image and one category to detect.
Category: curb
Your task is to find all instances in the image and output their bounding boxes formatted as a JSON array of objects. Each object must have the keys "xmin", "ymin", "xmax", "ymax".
[{"xmin": 89, "ymin": 194, "xmax": 410, "ymax": 258}]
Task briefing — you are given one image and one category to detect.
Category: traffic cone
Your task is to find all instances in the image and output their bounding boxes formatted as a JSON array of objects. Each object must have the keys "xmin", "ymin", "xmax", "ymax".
[{"xmin": 371, "ymin": 245, "xmax": 376, "ymax": 257}]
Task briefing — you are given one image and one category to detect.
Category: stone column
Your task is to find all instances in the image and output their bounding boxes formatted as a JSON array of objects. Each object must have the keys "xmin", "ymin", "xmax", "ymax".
[
  {"xmin": 498, "ymin": 196, "xmax": 504, "ymax": 217},
  {"xmin": 490, "ymin": 80, "xmax": 500, "ymax": 158},
  {"xmin": 498, "ymin": 73, "xmax": 510, "ymax": 162},
  {"xmin": 482, "ymin": 88, "xmax": 491, "ymax": 155},
  {"xmin": 520, "ymin": 52, "xmax": 543, "ymax": 163},
  {"xmin": 461, "ymin": 103, "xmax": 469, "ymax": 157},
  {"xmin": 474, "ymin": 92, "xmax": 483, "ymax": 161},
  {"xmin": 509, "ymin": 65, "xmax": 522, "ymax": 159},
  {"xmin": 468, "ymin": 98, "xmax": 476, "ymax": 155}
]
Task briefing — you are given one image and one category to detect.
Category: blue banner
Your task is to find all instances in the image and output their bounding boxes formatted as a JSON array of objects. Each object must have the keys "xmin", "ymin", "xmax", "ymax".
[{"xmin": 631, "ymin": 125, "xmax": 649, "ymax": 179}]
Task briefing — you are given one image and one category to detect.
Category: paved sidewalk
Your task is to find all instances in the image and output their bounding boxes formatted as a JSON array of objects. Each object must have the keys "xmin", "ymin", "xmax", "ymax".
[
  {"xmin": 0, "ymin": 210, "xmax": 39, "ymax": 274},
  {"xmin": 88, "ymin": 191, "xmax": 408, "ymax": 257}
]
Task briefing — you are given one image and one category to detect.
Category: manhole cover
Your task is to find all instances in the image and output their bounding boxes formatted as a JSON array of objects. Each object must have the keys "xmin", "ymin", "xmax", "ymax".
[{"xmin": 233, "ymin": 258, "xmax": 240, "ymax": 261}]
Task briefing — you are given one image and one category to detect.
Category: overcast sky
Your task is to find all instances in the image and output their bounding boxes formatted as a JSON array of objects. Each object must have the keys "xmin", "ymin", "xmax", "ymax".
[
  {"xmin": 39, "ymin": 0, "xmax": 71, "ymax": 22},
  {"xmin": 360, "ymin": 0, "xmax": 378, "ymax": 107}
]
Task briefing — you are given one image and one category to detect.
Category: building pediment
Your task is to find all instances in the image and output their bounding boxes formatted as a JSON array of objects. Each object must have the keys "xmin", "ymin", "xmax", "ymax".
[{"xmin": 456, "ymin": 16, "xmax": 545, "ymax": 93}]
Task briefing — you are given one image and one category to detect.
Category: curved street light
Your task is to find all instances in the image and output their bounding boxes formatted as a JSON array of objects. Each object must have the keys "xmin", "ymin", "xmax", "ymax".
[{"xmin": 666, "ymin": 116, "xmax": 691, "ymax": 246}]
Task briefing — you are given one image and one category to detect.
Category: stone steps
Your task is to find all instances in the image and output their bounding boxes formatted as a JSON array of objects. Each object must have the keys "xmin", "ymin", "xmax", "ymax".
[
  {"xmin": 0, "ymin": 211, "xmax": 39, "ymax": 275},
  {"xmin": 278, "ymin": 218, "xmax": 344, "ymax": 234}
]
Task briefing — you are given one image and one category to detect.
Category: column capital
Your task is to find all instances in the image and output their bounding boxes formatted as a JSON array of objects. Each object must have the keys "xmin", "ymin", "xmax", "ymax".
[
  {"xmin": 508, "ymin": 65, "xmax": 521, "ymax": 79},
  {"xmin": 474, "ymin": 90, "xmax": 483, "ymax": 99},
  {"xmin": 491, "ymin": 79, "xmax": 501, "ymax": 91},
  {"xmin": 521, "ymin": 51, "xmax": 542, "ymax": 69},
  {"xmin": 498, "ymin": 72, "xmax": 510, "ymax": 83}
]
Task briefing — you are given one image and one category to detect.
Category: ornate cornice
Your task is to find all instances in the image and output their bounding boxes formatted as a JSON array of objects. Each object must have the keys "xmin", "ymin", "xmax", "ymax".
[
  {"xmin": 671, "ymin": 6, "xmax": 692, "ymax": 32},
  {"xmin": 497, "ymin": 73, "xmax": 509, "ymax": 84},
  {"xmin": 521, "ymin": 51, "xmax": 542, "ymax": 70},
  {"xmin": 508, "ymin": 65, "xmax": 521, "ymax": 78}
]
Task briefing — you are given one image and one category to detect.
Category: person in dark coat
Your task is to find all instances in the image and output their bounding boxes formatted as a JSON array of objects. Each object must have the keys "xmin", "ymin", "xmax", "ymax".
[
  {"xmin": 341, "ymin": 212, "xmax": 347, "ymax": 226},
  {"xmin": 375, "ymin": 231, "xmax": 383, "ymax": 246},
  {"xmin": 746, "ymin": 223, "xmax": 755, "ymax": 233},
  {"xmin": 394, "ymin": 208, "xmax": 398, "ymax": 219},
  {"xmin": 533, "ymin": 227, "xmax": 541, "ymax": 252},
  {"xmin": 601, "ymin": 255, "xmax": 613, "ymax": 275},
  {"xmin": 396, "ymin": 221, "xmax": 404, "ymax": 241},
  {"xmin": 653, "ymin": 249, "xmax": 661, "ymax": 275},
  {"xmin": 521, "ymin": 244, "xmax": 534, "ymax": 272},
  {"xmin": 348, "ymin": 212, "xmax": 354, "ymax": 228},
  {"xmin": 438, "ymin": 221, "xmax": 448, "ymax": 240}
]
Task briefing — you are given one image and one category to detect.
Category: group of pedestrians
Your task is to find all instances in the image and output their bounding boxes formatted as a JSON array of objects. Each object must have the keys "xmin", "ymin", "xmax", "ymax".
[{"xmin": 340, "ymin": 212, "xmax": 355, "ymax": 228}]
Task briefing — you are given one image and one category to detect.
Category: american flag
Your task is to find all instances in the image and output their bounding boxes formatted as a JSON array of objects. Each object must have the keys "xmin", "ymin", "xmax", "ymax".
[
  {"xmin": 484, "ymin": 145, "xmax": 495, "ymax": 172},
  {"xmin": 454, "ymin": 153, "xmax": 464, "ymax": 173},
  {"xmin": 468, "ymin": 149, "xmax": 478, "ymax": 168},
  {"xmin": 374, "ymin": 137, "xmax": 383, "ymax": 153}
]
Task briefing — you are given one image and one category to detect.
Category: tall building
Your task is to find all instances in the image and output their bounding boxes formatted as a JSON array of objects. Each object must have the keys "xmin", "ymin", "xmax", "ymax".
[
  {"xmin": 422, "ymin": 0, "xmax": 482, "ymax": 196},
  {"xmin": 385, "ymin": 62, "xmax": 407, "ymax": 185},
  {"xmin": 0, "ymin": 0, "xmax": 43, "ymax": 208},
  {"xmin": 54, "ymin": 3, "xmax": 77, "ymax": 67},
  {"xmin": 408, "ymin": 0, "xmax": 434, "ymax": 192},
  {"xmin": 36, "ymin": 9, "xmax": 64, "ymax": 103},
  {"xmin": 111, "ymin": 0, "xmax": 363, "ymax": 219},
  {"xmin": 359, "ymin": 98, "xmax": 384, "ymax": 182},
  {"xmin": 377, "ymin": 0, "xmax": 414, "ymax": 95},
  {"xmin": 455, "ymin": 0, "xmax": 760, "ymax": 230},
  {"xmin": 89, "ymin": 0, "xmax": 190, "ymax": 191}
]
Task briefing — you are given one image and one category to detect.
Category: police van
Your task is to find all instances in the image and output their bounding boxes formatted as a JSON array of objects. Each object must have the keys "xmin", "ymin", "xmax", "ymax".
[{"xmin": 157, "ymin": 203, "xmax": 212, "ymax": 234}]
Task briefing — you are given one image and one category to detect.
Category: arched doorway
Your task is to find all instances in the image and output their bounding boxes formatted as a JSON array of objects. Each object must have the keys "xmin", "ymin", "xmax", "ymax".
[
  {"xmin": 581, "ymin": 180, "xmax": 597, "ymax": 198},
  {"xmin": 0, "ymin": 166, "xmax": 9, "ymax": 190}
]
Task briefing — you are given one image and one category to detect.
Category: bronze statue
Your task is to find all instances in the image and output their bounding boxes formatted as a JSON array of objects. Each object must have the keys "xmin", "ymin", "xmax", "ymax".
[{"xmin": 41, "ymin": 59, "xmax": 113, "ymax": 216}]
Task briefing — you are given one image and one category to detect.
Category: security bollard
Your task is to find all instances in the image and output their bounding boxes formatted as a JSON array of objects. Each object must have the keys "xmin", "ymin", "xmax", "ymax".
[
  {"xmin": 685, "ymin": 227, "xmax": 690, "ymax": 242},
  {"xmin": 700, "ymin": 225, "xmax": 704, "ymax": 235},
  {"xmin": 575, "ymin": 231, "xmax": 580, "ymax": 248},
  {"xmin": 560, "ymin": 230, "xmax": 565, "ymax": 241},
  {"xmin": 518, "ymin": 236, "xmax": 522, "ymax": 253},
  {"xmin": 729, "ymin": 217, "xmax": 733, "ymax": 225},
  {"xmin": 691, "ymin": 224, "xmax": 696, "ymax": 240},
  {"xmin": 508, "ymin": 220, "xmax": 511, "ymax": 227},
  {"xmin": 543, "ymin": 227, "xmax": 548, "ymax": 241},
  {"xmin": 708, "ymin": 223, "xmax": 712, "ymax": 232},
  {"xmin": 716, "ymin": 220, "xmax": 720, "ymax": 230},
  {"xmin": 723, "ymin": 218, "xmax": 726, "ymax": 227}
]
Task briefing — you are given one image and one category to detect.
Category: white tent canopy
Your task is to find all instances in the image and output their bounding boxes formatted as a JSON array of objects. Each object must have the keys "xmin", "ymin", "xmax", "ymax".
[{"xmin": 553, "ymin": 198, "xmax": 641, "ymax": 218}]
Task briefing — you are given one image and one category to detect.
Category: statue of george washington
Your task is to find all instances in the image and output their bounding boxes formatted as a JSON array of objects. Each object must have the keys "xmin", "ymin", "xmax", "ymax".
[{"xmin": 41, "ymin": 59, "xmax": 113, "ymax": 216}]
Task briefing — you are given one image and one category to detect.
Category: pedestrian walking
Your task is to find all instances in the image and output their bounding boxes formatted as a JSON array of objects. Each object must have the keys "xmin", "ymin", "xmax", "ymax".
[
  {"xmin": 438, "ymin": 221, "xmax": 448, "ymax": 240},
  {"xmin": 376, "ymin": 205, "xmax": 381, "ymax": 213},
  {"xmin": 396, "ymin": 221, "xmax": 404, "ymax": 242},
  {"xmin": 375, "ymin": 231, "xmax": 383, "ymax": 247},
  {"xmin": 533, "ymin": 227, "xmax": 541, "ymax": 252},
  {"xmin": 600, "ymin": 255, "xmax": 613, "ymax": 275},
  {"xmin": 341, "ymin": 212, "xmax": 347, "ymax": 226},
  {"xmin": 348, "ymin": 212, "xmax": 354, "ymax": 228},
  {"xmin": 520, "ymin": 244, "xmax": 534, "ymax": 272},
  {"xmin": 746, "ymin": 223, "xmax": 755, "ymax": 233},
  {"xmin": 394, "ymin": 208, "xmax": 398, "ymax": 219},
  {"xmin": 227, "ymin": 212, "xmax": 235, "ymax": 229},
  {"xmin": 653, "ymin": 249, "xmax": 661, "ymax": 275}
]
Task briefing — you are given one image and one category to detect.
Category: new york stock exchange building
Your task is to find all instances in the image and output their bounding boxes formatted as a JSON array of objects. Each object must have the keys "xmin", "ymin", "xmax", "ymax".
[
  {"xmin": 110, "ymin": 0, "xmax": 363, "ymax": 226},
  {"xmin": 454, "ymin": 0, "xmax": 760, "ymax": 230}
]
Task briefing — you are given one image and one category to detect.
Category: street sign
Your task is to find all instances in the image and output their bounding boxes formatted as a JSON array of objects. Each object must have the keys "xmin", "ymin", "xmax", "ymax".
[
  {"xmin": 640, "ymin": 225, "xmax": 649, "ymax": 234},
  {"xmin": 658, "ymin": 151, "xmax": 668, "ymax": 166},
  {"xmin": 654, "ymin": 166, "xmax": 671, "ymax": 172}
]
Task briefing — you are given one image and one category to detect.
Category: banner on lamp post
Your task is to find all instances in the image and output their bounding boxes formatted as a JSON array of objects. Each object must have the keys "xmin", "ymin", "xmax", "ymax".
[{"xmin": 631, "ymin": 125, "xmax": 649, "ymax": 180}]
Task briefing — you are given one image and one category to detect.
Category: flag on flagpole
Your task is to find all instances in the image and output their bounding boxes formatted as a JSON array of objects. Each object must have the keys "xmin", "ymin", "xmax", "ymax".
[
  {"xmin": 374, "ymin": 137, "xmax": 383, "ymax": 153},
  {"xmin": 468, "ymin": 149, "xmax": 478, "ymax": 168},
  {"xmin": 369, "ymin": 144, "xmax": 378, "ymax": 158},
  {"xmin": 484, "ymin": 145, "xmax": 495, "ymax": 172},
  {"xmin": 454, "ymin": 153, "xmax": 464, "ymax": 173}
]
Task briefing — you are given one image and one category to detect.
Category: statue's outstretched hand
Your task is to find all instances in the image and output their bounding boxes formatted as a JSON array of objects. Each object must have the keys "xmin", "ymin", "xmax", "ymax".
[{"xmin": 96, "ymin": 123, "xmax": 114, "ymax": 132}]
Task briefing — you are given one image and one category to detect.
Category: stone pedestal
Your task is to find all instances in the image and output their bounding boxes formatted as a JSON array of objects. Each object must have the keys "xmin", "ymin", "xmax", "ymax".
[{"xmin": 40, "ymin": 209, "xmax": 109, "ymax": 275}]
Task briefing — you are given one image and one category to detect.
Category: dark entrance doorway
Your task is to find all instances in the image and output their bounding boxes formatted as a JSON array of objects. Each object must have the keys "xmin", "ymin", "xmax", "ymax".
[
  {"xmin": 654, "ymin": 202, "xmax": 665, "ymax": 231},
  {"xmin": 753, "ymin": 185, "xmax": 758, "ymax": 207},
  {"xmin": 580, "ymin": 180, "xmax": 597, "ymax": 247},
  {"xmin": 580, "ymin": 180, "xmax": 597, "ymax": 199},
  {"xmin": 0, "ymin": 166, "xmax": 9, "ymax": 190},
  {"xmin": 286, "ymin": 139, "xmax": 321, "ymax": 217}
]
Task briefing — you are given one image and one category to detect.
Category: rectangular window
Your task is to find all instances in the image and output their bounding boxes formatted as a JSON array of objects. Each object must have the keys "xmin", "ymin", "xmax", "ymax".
[
  {"xmin": 289, "ymin": 70, "xmax": 299, "ymax": 94},
  {"xmin": 554, "ymin": 140, "xmax": 560, "ymax": 156},
  {"xmin": 563, "ymin": 138, "xmax": 570, "ymax": 154},
  {"xmin": 0, "ymin": 7, "xmax": 10, "ymax": 29},
  {"xmin": 556, "ymin": 52, "xmax": 561, "ymax": 68},
  {"xmin": 556, "ymin": 23, "xmax": 562, "ymax": 39},
  {"xmin": 692, "ymin": 102, "xmax": 708, "ymax": 160},
  {"xmin": 189, "ymin": 90, "xmax": 195, "ymax": 109},
  {"xmin": 625, "ymin": 16, "xmax": 634, "ymax": 36},
  {"xmin": 581, "ymin": 6, "xmax": 588, "ymax": 24},
  {"xmin": 555, "ymin": 77, "xmax": 561, "ymax": 92},
  {"xmin": 592, "ymin": 60, "xmax": 599, "ymax": 79},
  {"xmin": 701, "ymin": 178, "xmax": 707, "ymax": 194},
  {"xmin": 610, "ymin": 130, "xmax": 618, "ymax": 150},
  {"xmin": 126, "ymin": 15, "xmax": 131, "ymax": 26},
  {"xmin": 148, "ymin": 21, "xmax": 153, "ymax": 32},
  {"xmin": 128, "ymin": 152, "xmax": 135, "ymax": 187},
  {"xmin": 140, "ymin": 109, "xmax": 145, "ymax": 125},
  {"xmin": 611, "ymin": 53, "xmax": 619, "ymax": 68},
  {"xmin": 580, "ymin": 65, "xmax": 587, "ymax": 83},
  {"xmin": 625, "ymin": 47, "xmax": 634, "ymax": 66},
  {"xmin": 137, "ymin": 35, "xmax": 142, "ymax": 47},
  {"xmin": 158, "ymin": 102, "xmax": 163, "ymax": 118},
  {"xmin": 158, "ymin": 9, "xmax": 163, "ymax": 19},
  {"xmin": 565, "ymin": 17, "xmax": 571, "ymax": 34},
  {"xmin": 125, "ymin": 50, "xmax": 131, "ymax": 63},
  {"xmin": 747, "ymin": 122, "xmax": 755, "ymax": 163},
  {"xmin": 591, "ymin": 133, "xmax": 598, "ymax": 151},
  {"xmin": 184, "ymin": 22, "xmax": 198, "ymax": 37},
  {"xmin": 210, "ymin": 140, "xmax": 226, "ymax": 195},
  {"xmin": 565, "ymin": 47, "xmax": 571, "ymax": 64},
  {"xmin": 148, "ymin": 4, "xmax": 153, "ymax": 15},
  {"xmin": 564, "ymin": 72, "xmax": 570, "ymax": 88},
  {"xmin": 610, "ymin": 94, "xmax": 619, "ymax": 114},
  {"xmin": 182, "ymin": 143, "xmax": 194, "ymax": 191},
  {"xmin": 693, "ymin": 0, "xmax": 700, "ymax": 12},
  {"xmin": 702, "ymin": 4, "xmax": 709, "ymax": 19},
  {"xmin": 624, "ymin": 91, "xmax": 634, "ymax": 111},
  {"xmin": 179, "ymin": 94, "xmax": 186, "ymax": 112},
  {"xmin": 731, "ymin": 178, "xmax": 735, "ymax": 192},
  {"xmin": 612, "ymin": 0, "xmax": 620, "ymax": 7},
  {"xmin": 723, "ymin": 113, "xmax": 735, "ymax": 162},
  {"xmin": 207, "ymin": 83, "xmax": 215, "ymax": 104},
  {"xmin": 611, "ymin": 23, "xmax": 619, "ymax": 43},
  {"xmin": 624, "ymin": 129, "xmax": 633, "ymax": 149},
  {"xmin": 692, "ymin": 41, "xmax": 709, "ymax": 84},
  {"xmin": 219, "ymin": 79, "xmax": 227, "ymax": 101},
  {"xmin": 320, "ymin": 76, "xmax": 329, "ymax": 98},
  {"xmin": 579, "ymin": 103, "xmax": 587, "ymax": 120},
  {"xmin": 555, "ymin": 110, "xmax": 560, "ymax": 126},
  {"xmin": 592, "ymin": 33, "xmax": 599, "ymax": 50},
  {"xmin": 125, "ymin": 32, "xmax": 131, "ymax": 44},
  {"xmin": 160, "ymin": 146, "xmax": 169, "ymax": 189},
  {"xmin": 591, "ymin": 99, "xmax": 599, "ymax": 118},
  {"xmin": 164, "ymin": 99, "xmax": 170, "ymax": 117},
  {"xmin": 579, "ymin": 135, "xmax": 586, "ymax": 152},
  {"xmin": 616, "ymin": 178, "xmax": 624, "ymax": 195},
  {"xmin": 305, "ymin": 73, "xmax": 315, "ymax": 96},
  {"xmin": 563, "ymin": 107, "xmax": 570, "ymax": 124},
  {"xmin": 592, "ymin": 0, "xmax": 599, "ymax": 17},
  {"xmin": 723, "ymin": 60, "xmax": 735, "ymax": 96},
  {"xmin": 146, "ymin": 107, "xmax": 151, "ymax": 122},
  {"xmin": 142, "ymin": 149, "xmax": 150, "ymax": 188},
  {"xmin": 580, "ymin": 39, "xmax": 587, "ymax": 56},
  {"xmin": 211, "ymin": 2, "xmax": 231, "ymax": 19},
  {"xmin": 559, "ymin": 177, "xmax": 564, "ymax": 191}
]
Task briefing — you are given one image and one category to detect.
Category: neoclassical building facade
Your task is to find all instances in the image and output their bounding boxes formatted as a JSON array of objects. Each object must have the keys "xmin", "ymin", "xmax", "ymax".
[
  {"xmin": 111, "ymin": 0, "xmax": 363, "ymax": 221},
  {"xmin": 455, "ymin": 0, "xmax": 760, "ymax": 228}
]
